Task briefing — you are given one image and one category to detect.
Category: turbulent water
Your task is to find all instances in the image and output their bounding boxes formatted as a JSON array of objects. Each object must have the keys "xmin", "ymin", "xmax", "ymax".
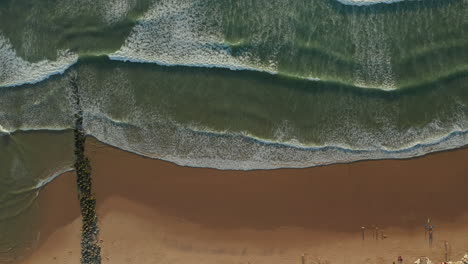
[
  {"xmin": 1, "ymin": 0, "xmax": 468, "ymax": 167},
  {"xmin": 0, "ymin": 0, "xmax": 468, "ymax": 259}
]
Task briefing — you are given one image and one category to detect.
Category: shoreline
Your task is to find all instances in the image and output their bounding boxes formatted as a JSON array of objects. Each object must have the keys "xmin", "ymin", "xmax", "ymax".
[
  {"xmin": 87, "ymin": 137, "xmax": 468, "ymax": 230},
  {"xmin": 89, "ymin": 132, "xmax": 468, "ymax": 170},
  {"xmin": 4, "ymin": 128, "xmax": 468, "ymax": 171},
  {"xmin": 16, "ymin": 171, "xmax": 81, "ymax": 264},
  {"xmin": 17, "ymin": 136, "xmax": 468, "ymax": 264}
]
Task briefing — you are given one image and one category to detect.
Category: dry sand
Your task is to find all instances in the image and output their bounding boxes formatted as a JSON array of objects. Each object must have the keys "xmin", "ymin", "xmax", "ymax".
[{"xmin": 19, "ymin": 138, "xmax": 468, "ymax": 264}]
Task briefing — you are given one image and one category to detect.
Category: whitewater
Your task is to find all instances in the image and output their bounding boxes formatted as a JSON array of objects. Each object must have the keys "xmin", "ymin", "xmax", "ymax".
[
  {"xmin": 1, "ymin": 0, "xmax": 467, "ymax": 170},
  {"xmin": 2, "ymin": 115, "xmax": 468, "ymax": 170},
  {"xmin": 0, "ymin": 0, "xmax": 425, "ymax": 90},
  {"xmin": 0, "ymin": 35, "xmax": 78, "ymax": 88},
  {"xmin": 1, "ymin": 0, "xmax": 466, "ymax": 91},
  {"xmin": 336, "ymin": 0, "xmax": 414, "ymax": 5}
]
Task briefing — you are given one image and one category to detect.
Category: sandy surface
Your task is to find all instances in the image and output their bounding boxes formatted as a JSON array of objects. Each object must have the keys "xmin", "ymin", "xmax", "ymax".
[
  {"xmin": 18, "ymin": 172, "xmax": 81, "ymax": 264},
  {"xmin": 18, "ymin": 138, "xmax": 468, "ymax": 264}
]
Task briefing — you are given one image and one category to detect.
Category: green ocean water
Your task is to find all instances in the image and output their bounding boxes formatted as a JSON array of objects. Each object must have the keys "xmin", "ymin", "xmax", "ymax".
[
  {"xmin": 1, "ymin": 0, "xmax": 468, "ymax": 261},
  {"xmin": 0, "ymin": 131, "xmax": 73, "ymax": 262},
  {"xmin": 1, "ymin": 0, "xmax": 467, "ymax": 88}
]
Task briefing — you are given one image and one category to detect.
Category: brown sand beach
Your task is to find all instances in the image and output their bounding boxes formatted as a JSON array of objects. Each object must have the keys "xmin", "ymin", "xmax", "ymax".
[{"xmin": 19, "ymin": 138, "xmax": 468, "ymax": 264}]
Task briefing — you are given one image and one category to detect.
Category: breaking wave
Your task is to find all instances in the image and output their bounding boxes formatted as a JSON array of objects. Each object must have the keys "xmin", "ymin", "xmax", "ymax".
[
  {"xmin": 82, "ymin": 112, "xmax": 468, "ymax": 170},
  {"xmin": 1, "ymin": 57, "xmax": 467, "ymax": 170},
  {"xmin": 0, "ymin": 34, "xmax": 78, "ymax": 88},
  {"xmin": 3, "ymin": 120, "xmax": 468, "ymax": 170},
  {"xmin": 109, "ymin": 0, "xmax": 280, "ymax": 76},
  {"xmin": 335, "ymin": 0, "xmax": 409, "ymax": 5}
]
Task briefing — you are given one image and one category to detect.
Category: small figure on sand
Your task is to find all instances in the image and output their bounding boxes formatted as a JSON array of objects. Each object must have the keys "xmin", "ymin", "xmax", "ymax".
[
  {"xmin": 361, "ymin": 226, "xmax": 366, "ymax": 240},
  {"xmin": 444, "ymin": 241, "xmax": 450, "ymax": 262},
  {"xmin": 397, "ymin": 255, "xmax": 403, "ymax": 264},
  {"xmin": 424, "ymin": 218, "xmax": 431, "ymax": 240},
  {"xmin": 424, "ymin": 218, "xmax": 435, "ymax": 247},
  {"xmin": 428, "ymin": 225, "xmax": 434, "ymax": 246}
]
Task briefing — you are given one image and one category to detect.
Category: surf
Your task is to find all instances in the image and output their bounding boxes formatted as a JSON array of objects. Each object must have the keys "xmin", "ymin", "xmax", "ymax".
[{"xmin": 0, "ymin": 34, "xmax": 78, "ymax": 88}]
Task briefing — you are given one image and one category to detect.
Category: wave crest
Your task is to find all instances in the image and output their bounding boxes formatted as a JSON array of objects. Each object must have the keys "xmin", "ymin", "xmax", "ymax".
[
  {"xmin": 0, "ymin": 34, "xmax": 78, "ymax": 88},
  {"xmin": 335, "ymin": 0, "xmax": 407, "ymax": 6}
]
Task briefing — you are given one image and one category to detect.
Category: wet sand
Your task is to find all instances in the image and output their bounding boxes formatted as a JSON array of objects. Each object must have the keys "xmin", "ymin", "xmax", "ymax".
[
  {"xmin": 18, "ymin": 171, "xmax": 81, "ymax": 264},
  {"xmin": 19, "ymin": 138, "xmax": 468, "ymax": 263}
]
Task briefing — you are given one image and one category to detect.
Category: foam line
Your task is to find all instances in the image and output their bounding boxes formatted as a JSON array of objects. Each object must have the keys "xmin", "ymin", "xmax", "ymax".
[
  {"xmin": 34, "ymin": 168, "xmax": 74, "ymax": 189},
  {"xmin": 82, "ymin": 111, "xmax": 468, "ymax": 170},
  {"xmin": 0, "ymin": 124, "xmax": 11, "ymax": 135},
  {"xmin": 335, "ymin": 0, "xmax": 408, "ymax": 6},
  {"xmin": 0, "ymin": 34, "xmax": 78, "ymax": 88}
]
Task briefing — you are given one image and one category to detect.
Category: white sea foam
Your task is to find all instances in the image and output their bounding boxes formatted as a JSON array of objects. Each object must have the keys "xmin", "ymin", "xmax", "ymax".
[
  {"xmin": 101, "ymin": 0, "xmax": 137, "ymax": 24},
  {"xmin": 34, "ymin": 168, "xmax": 74, "ymax": 189},
  {"xmin": 0, "ymin": 34, "xmax": 78, "ymax": 88},
  {"xmin": 77, "ymin": 70, "xmax": 468, "ymax": 170},
  {"xmin": 1, "ymin": 62, "xmax": 467, "ymax": 170},
  {"xmin": 107, "ymin": 0, "xmax": 330, "ymax": 86},
  {"xmin": 335, "ymin": 0, "xmax": 411, "ymax": 6},
  {"xmin": 3, "ymin": 115, "xmax": 468, "ymax": 171},
  {"xmin": 91, "ymin": 118, "xmax": 468, "ymax": 170},
  {"xmin": 109, "ymin": 0, "xmax": 278, "ymax": 75},
  {"xmin": 0, "ymin": 124, "xmax": 11, "ymax": 135},
  {"xmin": 109, "ymin": 0, "xmax": 409, "ymax": 90},
  {"xmin": 52, "ymin": 68, "xmax": 468, "ymax": 170},
  {"xmin": 350, "ymin": 13, "xmax": 396, "ymax": 90}
]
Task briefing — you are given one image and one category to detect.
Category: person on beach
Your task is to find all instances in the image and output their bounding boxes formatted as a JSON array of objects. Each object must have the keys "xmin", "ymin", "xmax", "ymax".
[
  {"xmin": 397, "ymin": 255, "xmax": 403, "ymax": 263},
  {"xmin": 425, "ymin": 218, "xmax": 431, "ymax": 240},
  {"xmin": 427, "ymin": 225, "xmax": 434, "ymax": 246},
  {"xmin": 428, "ymin": 225, "xmax": 434, "ymax": 246}
]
